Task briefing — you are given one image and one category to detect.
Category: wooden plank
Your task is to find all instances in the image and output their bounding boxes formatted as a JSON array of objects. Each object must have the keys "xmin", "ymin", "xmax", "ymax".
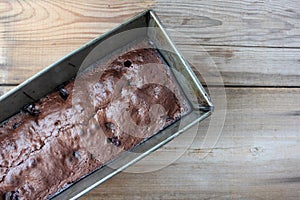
[
  {"xmin": 2, "ymin": 45, "xmax": 299, "ymax": 86},
  {"xmin": 0, "ymin": 0, "xmax": 154, "ymax": 84},
  {"xmin": 175, "ymin": 45, "xmax": 300, "ymax": 86},
  {"xmin": 0, "ymin": 86, "xmax": 14, "ymax": 97},
  {"xmin": 1, "ymin": 0, "xmax": 300, "ymax": 86},
  {"xmin": 154, "ymin": 0, "xmax": 300, "ymax": 48},
  {"xmin": 2, "ymin": 87, "xmax": 299, "ymax": 199},
  {"xmin": 0, "ymin": 1, "xmax": 299, "ymax": 200},
  {"xmin": 1, "ymin": 0, "xmax": 299, "ymax": 49},
  {"xmin": 79, "ymin": 87, "xmax": 300, "ymax": 199},
  {"xmin": 204, "ymin": 46, "xmax": 300, "ymax": 87}
]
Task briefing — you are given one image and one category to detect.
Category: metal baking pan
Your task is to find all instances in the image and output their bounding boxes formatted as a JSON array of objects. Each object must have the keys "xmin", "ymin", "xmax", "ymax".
[{"xmin": 0, "ymin": 10, "xmax": 213, "ymax": 199}]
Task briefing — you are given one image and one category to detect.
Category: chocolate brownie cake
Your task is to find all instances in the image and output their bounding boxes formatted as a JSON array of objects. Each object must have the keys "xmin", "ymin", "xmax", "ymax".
[{"xmin": 0, "ymin": 40, "xmax": 189, "ymax": 200}]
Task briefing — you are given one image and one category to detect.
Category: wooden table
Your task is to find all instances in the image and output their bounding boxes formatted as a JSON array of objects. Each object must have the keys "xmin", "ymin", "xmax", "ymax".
[{"xmin": 1, "ymin": 0, "xmax": 300, "ymax": 199}]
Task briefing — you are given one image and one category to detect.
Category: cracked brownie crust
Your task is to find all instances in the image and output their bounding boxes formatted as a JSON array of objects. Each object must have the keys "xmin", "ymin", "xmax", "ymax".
[{"xmin": 0, "ymin": 40, "xmax": 189, "ymax": 200}]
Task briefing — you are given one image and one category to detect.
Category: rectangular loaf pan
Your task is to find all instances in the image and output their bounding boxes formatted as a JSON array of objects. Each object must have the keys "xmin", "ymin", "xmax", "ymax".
[{"xmin": 0, "ymin": 10, "xmax": 213, "ymax": 199}]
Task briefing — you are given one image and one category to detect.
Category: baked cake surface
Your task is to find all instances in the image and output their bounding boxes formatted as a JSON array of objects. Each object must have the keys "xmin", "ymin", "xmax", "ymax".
[{"xmin": 0, "ymin": 40, "xmax": 189, "ymax": 200}]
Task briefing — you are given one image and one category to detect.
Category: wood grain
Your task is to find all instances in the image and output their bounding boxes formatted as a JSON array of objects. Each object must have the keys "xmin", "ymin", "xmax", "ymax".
[
  {"xmin": 0, "ymin": 0, "xmax": 300, "ymax": 86},
  {"xmin": 0, "ymin": 0, "xmax": 300, "ymax": 199},
  {"xmin": 176, "ymin": 44, "xmax": 300, "ymax": 86},
  {"xmin": 2, "ymin": 86, "xmax": 299, "ymax": 199},
  {"xmin": 0, "ymin": 86, "xmax": 13, "ymax": 97},
  {"xmin": 0, "ymin": 0, "xmax": 154, "ymax": 84},
  {"xmin": 79, "ymin": 87, "xmax": 300, "ymax": 199},
  {"xmin": 1, "ymin": 44, "xmax": 300, "ymax": 87},
  {"xmin": 154, "ymin": 0, "xmax": 300, "ymax": 48}
]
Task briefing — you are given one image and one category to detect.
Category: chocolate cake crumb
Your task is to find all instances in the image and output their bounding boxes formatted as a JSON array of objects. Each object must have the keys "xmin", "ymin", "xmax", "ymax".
[
  {"xmin": 0, "ymin": 41, "xmax": 189, "ymax": 199},
  {"xmin": 105, "ymin": 122, "xmax": 115, "ymax": 131}
]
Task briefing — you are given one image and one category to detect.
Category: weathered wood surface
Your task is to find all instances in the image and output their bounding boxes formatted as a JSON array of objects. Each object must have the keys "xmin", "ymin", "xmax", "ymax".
[
  {"xmin": 176, "ymin": 45, "xmax": 300, "ymax": 86},
  {"xmin": 0, "ymin": 0, "xmax": 153, "ymax": 84},
  {"xmin": 0, "ymin": 0, "xmax": 299, "ymax": 86},
  {"xmin": 1, "ymin": 45, "xmax": 299, "ymax": 87},
  {"xmin": 1, "ymin": 0, "xmax": 300, "ymax": 199},
  {"xmin": 79, "ymin": 87, "xmax": 300, "ymax": 200},
  {"xmin": 0, "ymin": 86, "xmax": 299, "ymax": 199},
  {"xmin": 0, "ymin": 86, "xmax": 13, "ymax": 97},
  {"xmin": 154, "ymin": 0, "xmax": 300, "ymax": 48}
]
